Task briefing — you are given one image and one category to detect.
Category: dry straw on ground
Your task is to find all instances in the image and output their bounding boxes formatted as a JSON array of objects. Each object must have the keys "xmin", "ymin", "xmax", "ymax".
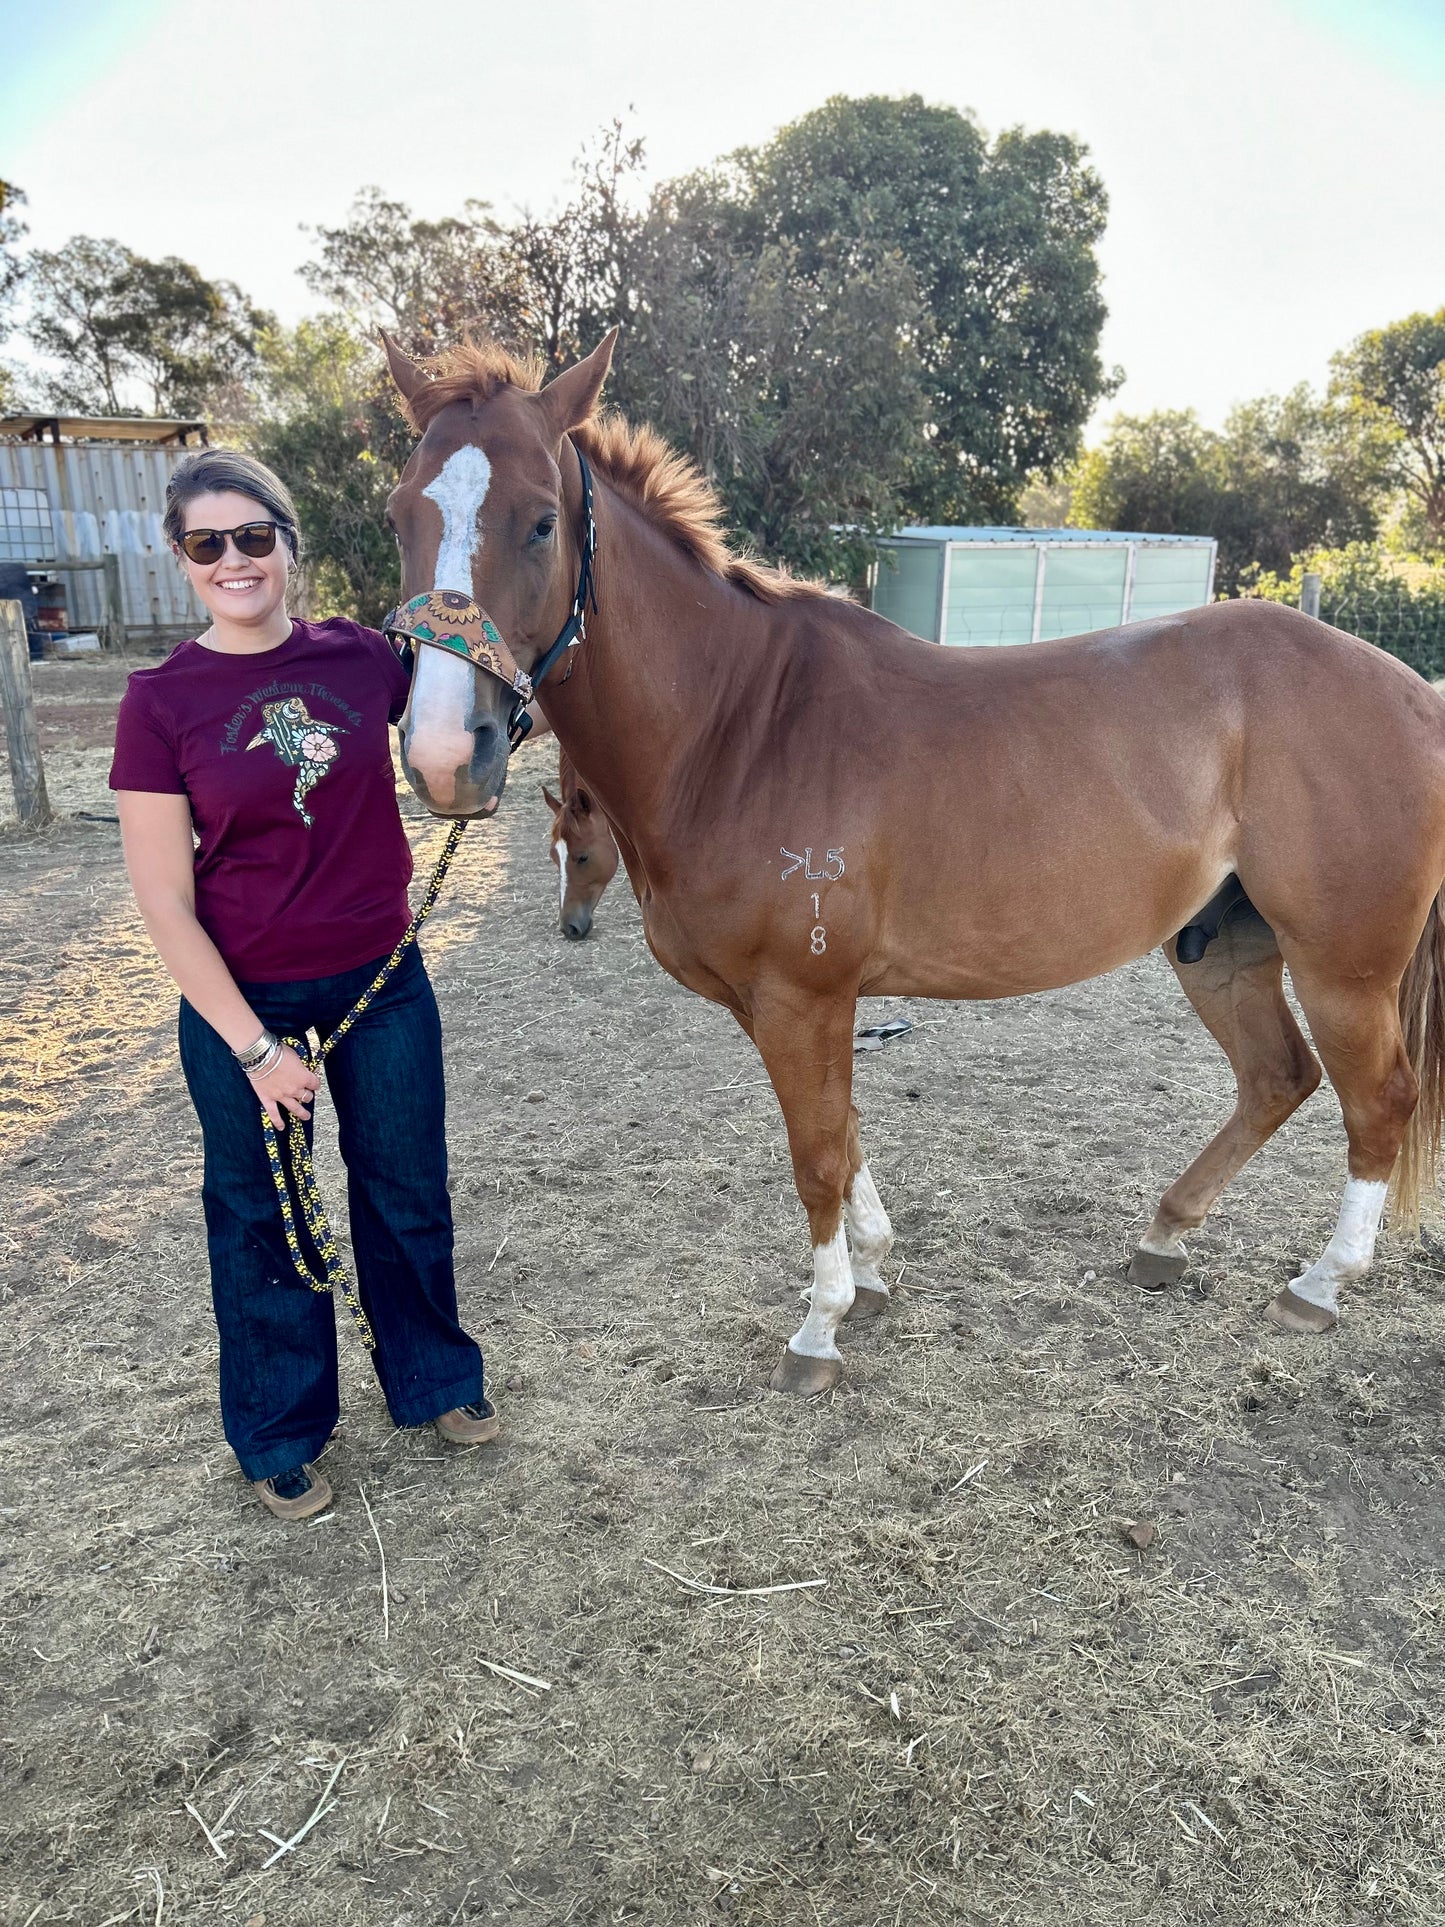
[{"xmin": 2, "ymin": 660, "xmax": 1444, "ymax": 1924}]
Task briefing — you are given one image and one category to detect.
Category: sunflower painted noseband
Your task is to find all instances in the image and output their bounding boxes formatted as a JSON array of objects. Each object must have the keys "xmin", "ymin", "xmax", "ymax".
[
  {"xmin": 386, "ymin": 591, "xmax": 533, "ymax": 699},
  {"xmin": 383, "ymin": 446, "xmax": 598, "ymax": 753}
]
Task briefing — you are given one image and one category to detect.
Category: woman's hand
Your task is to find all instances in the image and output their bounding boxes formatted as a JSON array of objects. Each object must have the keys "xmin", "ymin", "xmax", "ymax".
[{"xmin": 249, "ymin": 1043, "xmax": 321, "ymax": 1130}]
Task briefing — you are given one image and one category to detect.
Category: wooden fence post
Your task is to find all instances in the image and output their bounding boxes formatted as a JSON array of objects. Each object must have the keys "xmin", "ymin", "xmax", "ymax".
[
  {"xmin": 0, "ymin": 599, "xmax": 52, "ymax": 828},
  {"xmin": 101, "ymin": 552, "xmax": 127, "ymax": 654},
  {"xmin": 1300, "ymin": 572, "xmax": 1322, "ymax": 621}
]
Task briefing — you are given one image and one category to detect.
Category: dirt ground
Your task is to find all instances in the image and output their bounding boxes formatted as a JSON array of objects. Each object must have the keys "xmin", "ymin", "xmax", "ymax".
[{"xmin": 4, "ymin": 657, "xmax": 1445, "ymax": 1926}]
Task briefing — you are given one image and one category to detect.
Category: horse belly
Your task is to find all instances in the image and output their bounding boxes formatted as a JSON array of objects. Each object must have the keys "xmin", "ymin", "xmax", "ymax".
[{"xmin": 863, "ymin": 842, "xmax": 1236, "ymax": 1001}]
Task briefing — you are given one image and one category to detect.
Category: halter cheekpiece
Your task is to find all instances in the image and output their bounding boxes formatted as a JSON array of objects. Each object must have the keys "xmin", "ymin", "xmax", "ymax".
[{"xmin": 382, "ymin": 445, "xmax": 598, "ymax": 753}]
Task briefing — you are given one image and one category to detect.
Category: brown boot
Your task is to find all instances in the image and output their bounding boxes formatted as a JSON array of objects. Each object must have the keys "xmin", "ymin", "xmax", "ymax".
[
  {"xmin": 435, "ymin": 1398, "xmax": 500, "ymax": 1445},
  {"xmin": 253, "ymin": 1463, "xmax": 333, "ymax": 1521}
]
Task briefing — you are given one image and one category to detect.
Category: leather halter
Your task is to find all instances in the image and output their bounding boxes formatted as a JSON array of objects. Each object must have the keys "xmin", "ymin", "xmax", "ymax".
[{"xmin": 383, "ymin": 446, "xmax": 598, "ymax": 753}]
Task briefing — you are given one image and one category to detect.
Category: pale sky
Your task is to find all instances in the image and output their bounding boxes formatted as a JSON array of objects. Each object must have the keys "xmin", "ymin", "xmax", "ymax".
[{"xmin": 3, "ymin": 0, "xmax": 1443, "ymax": 430}]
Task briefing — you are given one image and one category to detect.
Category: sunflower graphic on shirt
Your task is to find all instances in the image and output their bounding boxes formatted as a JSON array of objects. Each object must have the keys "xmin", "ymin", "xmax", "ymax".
[{"xmin": 246, "ymin": 697, "xmax": 346, "ymax": 826}]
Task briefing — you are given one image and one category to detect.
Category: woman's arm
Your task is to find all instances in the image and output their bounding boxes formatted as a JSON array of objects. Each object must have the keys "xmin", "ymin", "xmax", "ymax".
[{"xmin": 116, "ymin": 790, "xmax": 319, "ymax": 1128}]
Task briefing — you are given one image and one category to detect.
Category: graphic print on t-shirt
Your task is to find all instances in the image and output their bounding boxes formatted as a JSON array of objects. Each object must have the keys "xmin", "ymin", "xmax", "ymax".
[{"xmin": 245, "ymin": 696, "xmax": 348, "ymax": 826}]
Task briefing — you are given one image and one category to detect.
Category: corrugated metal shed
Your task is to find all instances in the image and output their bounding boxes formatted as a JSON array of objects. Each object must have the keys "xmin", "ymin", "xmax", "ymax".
[
  {"xmin": 872, "ymin": 526, "xmax": 1218, "ymax": 647},
  {"xmin": 0, "ymin": 418, "xmax": 211, "ymax": 640}
]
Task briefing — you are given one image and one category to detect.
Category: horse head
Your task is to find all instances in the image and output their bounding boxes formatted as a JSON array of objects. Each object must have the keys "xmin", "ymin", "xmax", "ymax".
[
  {"xmin": 381, "ymin": 330, "xmax": 616, "ymax": 817},
  {"xmin": 543, "ymin": 773, "xmax": 619, "ymax": 940}
]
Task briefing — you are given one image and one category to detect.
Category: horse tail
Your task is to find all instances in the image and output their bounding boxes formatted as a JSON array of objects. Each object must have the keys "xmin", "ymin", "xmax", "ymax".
[{"xmin": 1394, "ymin": 881, "xmax": 1445, "ymax": 1228}]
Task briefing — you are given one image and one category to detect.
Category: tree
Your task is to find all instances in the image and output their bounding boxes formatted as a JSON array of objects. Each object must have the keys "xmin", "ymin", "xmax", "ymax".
[
  {"xmin": 299, "ymin": 186, "xmax": 531, "ymax": 356},
  {"xmin": 612, "ymin": 171, "xmax": 927, "ymax": 577},
  {"xmin": 26, "ymin": 237, "xmax": 134, "ymax": 412},
  {"xmin": 26, "ymin": 237, "xmax": 270, "ymax": 415},
  {"xmin": 0, "ymin": 180, "xmax": 28, "ymax": 410},
  {"xmin": 1069, "ymin": 409, "xmax": 1218, "ymax": 535},
  {"xmin": 289, "ymin": 103, "xmax": 1116, "ymax": 577},
  {"xmin": 500, "ymin": 119, "xmax": 646, "ymax": 369},
  {"xmin": 0, "ymin": 179, "xmax": 27, "ymax": 336},
  {"xmin": 1332, "ymin": 311, "xmax": 1445, "ymax": 556},
  {"xmin": 246, "ymin": 318, "xmax": 411, "ymax": 623},
  {"xmin": 1212, "ymin": 387, "xmax": 1387, "ymax": 584},
  {"xmin": 116, "ymin": 254, "xmax": 271, "ymax": 416},
  {"xmin": 739, "ymin": 95, "xmax": 1117, "ymax": 524},
  {"xmin": 1069, "ymin": 392, "xmax": 1389, "ymax": 592}
]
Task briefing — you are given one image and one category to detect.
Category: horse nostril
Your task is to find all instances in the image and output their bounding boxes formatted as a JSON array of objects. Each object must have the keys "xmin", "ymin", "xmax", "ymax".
[{"xmin": 563, "ymin": 913, "xmax": 591, "ymax": 940}]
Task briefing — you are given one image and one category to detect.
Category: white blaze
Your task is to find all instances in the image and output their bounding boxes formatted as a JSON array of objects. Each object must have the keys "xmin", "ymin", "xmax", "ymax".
[
  {"xmin": 407, "ymin": 446, "xmax": 495, "ymax": 780},
  {"xmin": 423, "ymin": 444, "xmax": 492, "ymax": 595},
  {"xmin": 558, "ymin": 842, "xmax": 569, "ymax": 912}
]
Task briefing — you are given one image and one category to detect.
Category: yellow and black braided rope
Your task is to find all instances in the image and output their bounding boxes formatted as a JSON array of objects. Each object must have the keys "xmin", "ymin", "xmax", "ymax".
[{"xmin": 258, "ymin": 819, "xmax": 467, "ymax": 1349}]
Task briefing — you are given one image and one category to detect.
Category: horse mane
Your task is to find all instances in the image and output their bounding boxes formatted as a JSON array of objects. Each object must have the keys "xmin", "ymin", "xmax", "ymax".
[{"xmin": 401, "ymin": 339, "xmax": 828, "ymax": 606}]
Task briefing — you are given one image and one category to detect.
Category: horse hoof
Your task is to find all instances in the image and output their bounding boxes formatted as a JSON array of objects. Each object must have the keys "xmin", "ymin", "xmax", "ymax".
[
  {"xmin": 846, "ymin": 1285, "xmax": 891, "ymax": 1321},
  {"xmin": 1128, "ymin": 1247, "xmax": 1188, "ymax": 1291},
  {"xmin": 1264, "ymin": 1286, "xmax": 1338, "ymax": 1336},
  {"xmin": 769, "ymin": 1349, "xmax": 843, "ymax": 1397}
]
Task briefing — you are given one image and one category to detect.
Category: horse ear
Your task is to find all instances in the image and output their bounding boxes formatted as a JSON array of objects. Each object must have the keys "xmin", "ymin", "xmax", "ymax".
[
  {"xmin": 540, "ymin": 328, "xmax": 618, "ymax": 434},
  {"xmin": 574, "ymin": 786, "xmax": 594, "ymax": 816},
  {"xmin": 541, "ymin": 783, "xmax": 562, "ymax": 813},
  {"xmin": 381, "ymin": 331, "xmax": 428, "ymax": 408}
]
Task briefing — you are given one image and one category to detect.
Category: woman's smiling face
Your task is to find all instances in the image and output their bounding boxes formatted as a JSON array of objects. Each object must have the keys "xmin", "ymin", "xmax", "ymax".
[{"xmin": 177, "ymin": 488, "xmax": 292, "ymax": 629}]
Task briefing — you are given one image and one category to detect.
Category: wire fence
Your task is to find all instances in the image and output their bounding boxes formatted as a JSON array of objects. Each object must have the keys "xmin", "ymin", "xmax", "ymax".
[{"xmin": 1321, "ymin": 582, "xmax": 1445, "ymax": 682}]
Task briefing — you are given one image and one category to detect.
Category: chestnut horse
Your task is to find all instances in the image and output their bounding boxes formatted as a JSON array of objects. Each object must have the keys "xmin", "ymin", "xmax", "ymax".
[
  {"xmin": 543, "ymin": 749, "xmax": 619, "ymax": 940},
  {"xmin": 384, "ymin": 330, "xmax": 1445, "ymax": 1396}
]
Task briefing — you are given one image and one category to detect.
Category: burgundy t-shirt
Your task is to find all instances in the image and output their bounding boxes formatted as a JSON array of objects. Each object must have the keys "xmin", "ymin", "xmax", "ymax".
[{"xmin": 109, "ymin": 618, "xmax": 415, "ymax": 983}]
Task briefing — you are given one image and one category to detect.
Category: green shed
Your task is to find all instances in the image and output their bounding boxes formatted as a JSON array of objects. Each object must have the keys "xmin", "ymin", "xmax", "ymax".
[{"xmin": 871, "ymin": 528, "xmax": 1218, "ymax": 646}]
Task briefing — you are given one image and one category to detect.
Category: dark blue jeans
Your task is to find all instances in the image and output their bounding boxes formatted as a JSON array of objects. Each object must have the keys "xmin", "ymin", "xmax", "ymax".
[{"xmin": 178, "ymin": 945, "xmax": 484, "ymax": 1482}]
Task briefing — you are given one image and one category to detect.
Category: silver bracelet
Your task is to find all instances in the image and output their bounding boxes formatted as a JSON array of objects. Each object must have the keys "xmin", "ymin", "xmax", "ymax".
[
  {"xmin": 244, "ymin": 1039, "xmax": 284, "ymax": 1081},
  {"xmin": 233, "ymin": 1029, "xmax": 277, "ymax": 1071}
]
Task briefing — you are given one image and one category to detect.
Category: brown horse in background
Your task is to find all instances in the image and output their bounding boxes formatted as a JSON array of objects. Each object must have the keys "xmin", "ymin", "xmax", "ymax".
[
  {"xmin": 543, "ymin": 749, "xmax": 619, "ymax": 941},
  {"xmin": 384, "ymin": 329, "xmax": 1445, "ymax": 1395}
]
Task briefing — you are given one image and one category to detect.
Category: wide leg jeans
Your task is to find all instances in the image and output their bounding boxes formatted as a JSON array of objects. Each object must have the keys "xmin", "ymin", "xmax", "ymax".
[{"xmin": 178, "ymin": 945, "xmax": 484, "ymax": 1482}]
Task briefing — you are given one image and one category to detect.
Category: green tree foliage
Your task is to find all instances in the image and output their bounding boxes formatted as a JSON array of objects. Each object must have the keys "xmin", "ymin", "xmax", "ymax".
[
  {"xmin": 613, "ymin": 172, "xmax": 926, "ymax": 577},
  {"xmin": 1243, "ymin": 542, "xmax": 1445, "ymax": 680},
  {"xmin": 244, "ymin": 318, "xmax": 410, "ymax": 623},
  {"xmin": 0, "ymin": 179, "xmax": 27, "ymax": 410},
  {"xmin": 299, "ymin": 187, "xmax": 531, "ymax": 356},
  {"xmin": 502, "ymin": 119, "xmax": 646, "ymax": 369},
  {"xmin": 0, "ymin": 179, "xmax": 27, "ymax": 335},
  {"xmin": 297, "ymin": 102, "xmax": 1113, "ymax": 574},
  {"xmin": 1332, "ymin": 310, "xmax": 1445, "ymax": 557},
  {"xmin": 1211, "ymin": 388, "xmax": 1387, "ymax": 582},
  {"xmin": 738, "ymin": 95, "xmax": 1116, "ymax": 524},
  {"xmin": 301, "ymin": 129, "xmax": 930, "ymax": 578},
  {"xmin": 27, "ymin": 237, "xmax": 270, "ymax": 415},
  {"xmin": 1070, "ymin": 389, "xmax": 1389, "ymax": 592},
  {"xmin": 1069, "ymin": 409, "xmax": 1218, "ymax": 537}
]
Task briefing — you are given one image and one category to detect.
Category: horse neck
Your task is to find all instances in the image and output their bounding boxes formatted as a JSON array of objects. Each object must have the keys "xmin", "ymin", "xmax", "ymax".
[{"xmin": 544, "ymin": 481, "xmax": 774, "ymax": 837}]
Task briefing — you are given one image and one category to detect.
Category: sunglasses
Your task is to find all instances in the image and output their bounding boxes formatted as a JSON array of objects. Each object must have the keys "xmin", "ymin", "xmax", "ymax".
[{"xmin": 178, "ymin": 521, "xmax": 285, "ymax": 566}]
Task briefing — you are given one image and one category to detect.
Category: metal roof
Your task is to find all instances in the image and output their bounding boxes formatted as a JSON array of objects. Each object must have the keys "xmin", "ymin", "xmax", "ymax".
[
  {"xmin": 0, "ymin": 414, "xmax": 209, "ymax": 446},
  {"xmin": 885, "ymin": 525, "xmax": 1213, "ymax": 545}
]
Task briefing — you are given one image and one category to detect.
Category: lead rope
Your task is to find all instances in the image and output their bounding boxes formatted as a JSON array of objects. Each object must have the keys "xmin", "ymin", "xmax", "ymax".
[{"xmin": 258, "ymin": 818, "xmax": 468, "ymax": 1350}]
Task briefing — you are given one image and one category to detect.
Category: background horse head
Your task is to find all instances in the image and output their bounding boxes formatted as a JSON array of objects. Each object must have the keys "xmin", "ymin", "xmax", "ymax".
[
  {"xmin": 381, "ymin": 331, "xmax": 615, "ymax": 818},
  {"xmin": 543, "ymin": 750, "xmax": 619, "ymax": 940}
]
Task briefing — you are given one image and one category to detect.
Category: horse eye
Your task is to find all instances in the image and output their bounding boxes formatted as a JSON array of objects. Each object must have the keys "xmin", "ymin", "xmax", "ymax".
[
  {"xmin": 531, "ymin": 517, "xmax": 556, "ymax": 545},
  {"xmin": 574, "ymin": 852, "xmax": 589, "ymax": 865}
]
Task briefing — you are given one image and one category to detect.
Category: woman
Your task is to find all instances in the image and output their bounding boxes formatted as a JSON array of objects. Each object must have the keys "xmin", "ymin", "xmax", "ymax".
[{"xmin": 110, "ymin": 448, "xmax": 497, "ymax": 1522}]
